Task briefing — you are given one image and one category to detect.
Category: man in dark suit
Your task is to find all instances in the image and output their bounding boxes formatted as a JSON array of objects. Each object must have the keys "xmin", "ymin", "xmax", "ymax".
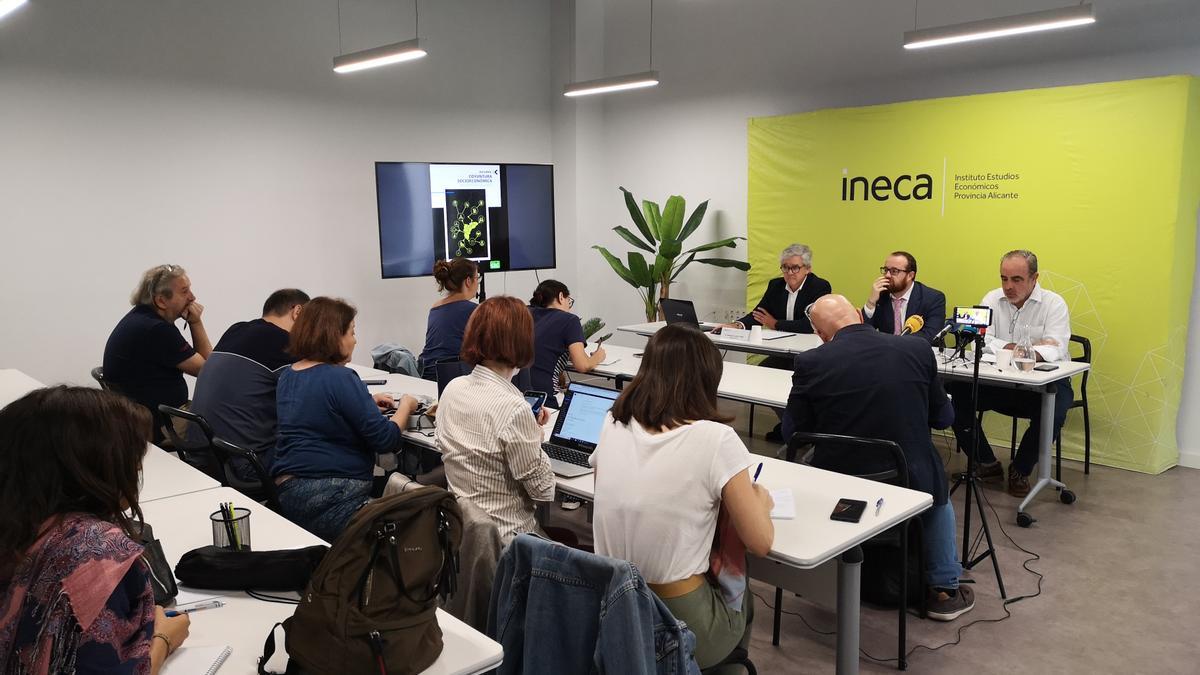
[
  {"xmin": 863, "ymin": 251, "xmax": 946, "ymax": 344},
  {"xmin": 724, "ymin": 243, "xmax": 833, "ymax": 441},
  {"xmin": 785, "ymin": 294, "xmax": 974, "ymax": 621}
]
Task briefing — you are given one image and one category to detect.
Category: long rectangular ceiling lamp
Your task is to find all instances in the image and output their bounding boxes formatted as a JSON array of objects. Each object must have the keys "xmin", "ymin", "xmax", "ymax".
[
  {"xmin": 0, "ymin": 0, "xmax": 28, "ymax": 23},
  {"xmin": 333, "ymin": 0, "xmax": 426, "ymax": 74},
  {"xmin": 904, "ymin": 3, "xmax": 1095, "ymax": 50},
  {"xmin": 564, "ymin": 0, "xmax": 659, "ymax": 97}
]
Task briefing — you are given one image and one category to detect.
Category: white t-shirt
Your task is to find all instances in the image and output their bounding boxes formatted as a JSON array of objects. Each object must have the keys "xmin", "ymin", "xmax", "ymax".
[{"xmin": 589, "ymin": 415, "xmax": 753, "ymax": 584}]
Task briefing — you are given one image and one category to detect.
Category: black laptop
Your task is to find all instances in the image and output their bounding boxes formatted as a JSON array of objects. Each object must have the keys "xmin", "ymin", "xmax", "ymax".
[
  {"xmin": 542, "ymin": 382, "xmax": 620, "ymax": 477},
  {"xmin": 660, "ymin": 298, "xmax": 719, "ymax": 330}
]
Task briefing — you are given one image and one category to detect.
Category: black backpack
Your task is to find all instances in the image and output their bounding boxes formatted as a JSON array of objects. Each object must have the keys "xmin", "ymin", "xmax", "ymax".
[{"xmin": 260, "ymin": 486, "xmax": 462, "ymax": 675}]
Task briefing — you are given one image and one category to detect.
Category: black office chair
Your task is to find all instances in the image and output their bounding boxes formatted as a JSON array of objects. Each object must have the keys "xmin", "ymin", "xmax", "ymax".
[
  {"xmin": 783, "ymin": 432, "xmax": 925, "ymax": 671},
  {"xmin": 999, "ymin": 333, "xmax": 1092, "ymax": 479},
  {"xmin": 212, "ymin": 437, "xmax": 281, "ymax": 511},
  {"xmin": 156, "ymin": 405, "xmax": 224, "ymax": 480}
]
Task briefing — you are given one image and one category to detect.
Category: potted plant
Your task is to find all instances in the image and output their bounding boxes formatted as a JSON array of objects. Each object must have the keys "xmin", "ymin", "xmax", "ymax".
[{"xmin": 594, "ymin": 187, "xmax": 749, "ymax": 322}]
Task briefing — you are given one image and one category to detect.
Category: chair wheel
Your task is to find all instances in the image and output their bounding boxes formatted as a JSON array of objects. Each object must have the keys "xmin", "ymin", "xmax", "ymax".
[
  {"xmin": 1059, "ymin": 489, "xmax": 1076, "ymax": 505},
  {"xmin": 1016, "ymin": 512, "xmax": 1035, "ymax": 528}
]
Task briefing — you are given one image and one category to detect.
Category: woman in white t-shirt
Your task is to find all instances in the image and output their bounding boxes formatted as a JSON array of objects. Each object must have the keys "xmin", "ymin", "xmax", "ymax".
[{"xmin": 590, "ymin": 324, "xmax": 775, "ymax": 669}]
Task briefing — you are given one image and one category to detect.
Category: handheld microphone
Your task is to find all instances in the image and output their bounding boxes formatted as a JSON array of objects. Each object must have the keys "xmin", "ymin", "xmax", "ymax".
[{"xmin": 900, "ymin": 315, "xmax": 924, "ymax": 336}]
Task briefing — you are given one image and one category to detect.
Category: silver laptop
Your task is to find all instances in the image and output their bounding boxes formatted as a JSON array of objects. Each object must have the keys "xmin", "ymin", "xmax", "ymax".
[
  {"xmin": 660, "ymin": 298, "xmax": 719, "ymax": 330},
  {"xmin": 543, "ymin": 382, "xmax": 620, "ymax": 477}
]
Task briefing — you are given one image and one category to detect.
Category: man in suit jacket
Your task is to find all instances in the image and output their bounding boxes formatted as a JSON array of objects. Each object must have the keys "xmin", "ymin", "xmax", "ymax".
[
  {"xmin": 863, "ymin": 251, "xmax": 946, "ymax": 344},
  {"xmin": 733, "ymin": 243, "xmax": 832, "ymax": 339},
  {"xmin": 785, "ymin": 294, "xmax": 974, "ymax": 622}
]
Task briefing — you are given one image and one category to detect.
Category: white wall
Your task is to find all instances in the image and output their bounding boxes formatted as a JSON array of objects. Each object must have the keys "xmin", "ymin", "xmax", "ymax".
[
  {"xmin": 557, "ymin": 1, "xmax": 1200, "ymax": 466},
  {"xmin": 0, "ymin": 0, "xmax": 557, "ymax": 387}
]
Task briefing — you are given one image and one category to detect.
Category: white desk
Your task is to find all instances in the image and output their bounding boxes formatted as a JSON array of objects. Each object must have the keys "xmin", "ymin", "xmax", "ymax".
[
  {"xmin": 586, "ymin": 344, "xmax": 792, "ymax": 408},
  {"xmin": 937, "ymin": 350, "xmax": 1090, "ymax": 524},
  {"xmin": 139, "ymin": 444, "xmax": 222, "ymax": 503},
  {"xmin": 0, "ymin": 368, "xmax": 47, "ymax": 408},
  {"xmin": 142, "ymin": 487, "xmax": 503, "ymax": 675},
  {"xmin": 618, "ymin": 321, "xmax": 822, "ymax": 356}
]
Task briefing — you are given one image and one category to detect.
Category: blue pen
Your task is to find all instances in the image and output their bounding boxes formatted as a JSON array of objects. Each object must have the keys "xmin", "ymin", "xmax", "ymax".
[{"xmin": 753, "ymin": 462, "xmax": 763, "ymax": 482}]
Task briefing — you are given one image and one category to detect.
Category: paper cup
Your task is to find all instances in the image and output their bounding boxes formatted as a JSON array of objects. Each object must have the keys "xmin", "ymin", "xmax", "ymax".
[
  {"xmin": 750, "ymin": 325, "xmax": 763, "ymax": 343},
  {"xmin": 995, "ymin": 349, "xmax": 1014, "ymax": 370}
]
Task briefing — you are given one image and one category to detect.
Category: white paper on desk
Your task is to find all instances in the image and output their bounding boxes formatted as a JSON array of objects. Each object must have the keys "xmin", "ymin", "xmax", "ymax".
[
  {"xmin": 598, "ymin": 358, "xmax": 621, "ymax": 366},
  {"xmin": 769, "ymin": 489, "xmax": 796, "ymax": 519},
  {"xmin": 762, "ymin": 329, "xmax": 797, "ymax": 340},
  {"xmin": 980, "ymin": 353, "xmax": 996, "ymax": 363}
]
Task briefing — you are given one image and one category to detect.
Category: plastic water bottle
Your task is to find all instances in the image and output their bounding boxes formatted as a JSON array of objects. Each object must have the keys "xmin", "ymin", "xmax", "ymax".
[{"xmin": 1013, "ymin": 324, "xmax": 1036, "ymax": 372}]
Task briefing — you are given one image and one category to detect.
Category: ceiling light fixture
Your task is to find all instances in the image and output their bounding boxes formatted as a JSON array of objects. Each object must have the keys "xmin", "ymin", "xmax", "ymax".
[
  {"xmin": 0, "ymin": 0, "xmax": 28, "ymax": 23},
  {"xmin": 904, "ymin": 3, "xmax": 1095, "ymax": 50},
  {"xmin": 333, "ymin": 0, "xmax": 426, "ymax": 74},
  {"xmin": 564, "ymin": 0, "xmax": 659, "ymax": 97}
]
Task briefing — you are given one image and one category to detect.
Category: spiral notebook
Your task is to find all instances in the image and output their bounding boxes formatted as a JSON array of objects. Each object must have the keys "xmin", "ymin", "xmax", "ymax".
[{"xmin": 160, "ymin": 645, "xmax": 232, "ymax": 675}]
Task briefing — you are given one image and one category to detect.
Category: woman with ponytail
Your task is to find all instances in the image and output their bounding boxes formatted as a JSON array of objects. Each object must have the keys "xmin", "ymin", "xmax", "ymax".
[{"xmin": 418, "ymin": 258, "xmax": 480, "ymax": 380}]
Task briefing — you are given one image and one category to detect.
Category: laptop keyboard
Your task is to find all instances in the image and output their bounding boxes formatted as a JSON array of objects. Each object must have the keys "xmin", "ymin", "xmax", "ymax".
[{"xmin": 543, "ymin": 442, "xmax": 591, "ymax": 468}]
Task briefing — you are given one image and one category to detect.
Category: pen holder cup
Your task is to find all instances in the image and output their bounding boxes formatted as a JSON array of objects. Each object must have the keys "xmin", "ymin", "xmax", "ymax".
[{"xmin": 210, "ymin": 507, "xmax": 252, "ymax": 550}]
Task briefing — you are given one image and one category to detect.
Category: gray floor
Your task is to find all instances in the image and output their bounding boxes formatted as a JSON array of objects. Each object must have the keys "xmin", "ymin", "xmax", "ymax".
[{"xmin": 549, "ymin": 395, "xmax": 1200, "ymax": 674}]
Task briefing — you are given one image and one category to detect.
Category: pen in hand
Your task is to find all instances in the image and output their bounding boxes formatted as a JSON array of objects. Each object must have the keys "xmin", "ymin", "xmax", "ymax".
[
  {"xmin": 165, "ymin": 599, "xmax": 225, "ymax": 617},
  {"xmin": 753, "ymin": 462, "xmax": 763, "ymax": 483}
]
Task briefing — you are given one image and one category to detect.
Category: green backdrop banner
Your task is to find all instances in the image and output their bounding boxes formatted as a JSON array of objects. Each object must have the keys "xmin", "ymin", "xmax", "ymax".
[{"xmin": 747, "ymin": 75, "xmax": 1200, "ymax": 474}]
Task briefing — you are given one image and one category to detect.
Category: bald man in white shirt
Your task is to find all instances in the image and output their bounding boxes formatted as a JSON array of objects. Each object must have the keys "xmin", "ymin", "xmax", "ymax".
[{"xmin": 950, "ymin": 250, "xmax": 1074, "ymax": 498}]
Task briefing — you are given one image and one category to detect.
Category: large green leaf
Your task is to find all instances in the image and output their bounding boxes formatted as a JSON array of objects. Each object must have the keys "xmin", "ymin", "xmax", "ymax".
[
  {"xmin": 659, "ymin": 239, "xmax": 683, "ymax": 260},
  {"xmin": 592, "ymin": 245, "xmax": 639, "ymax": 287},
  {"xmin": 642, "ymin": 201, "xmax": 662, "ymax": 242},
  {"xmin": 659, "ymin": 195, "xmax": 686, "ymax": 243},
  {"xmin": 620, "ymin": 187, "xmax": 657, "ymax": 244},
  {"xmin": 652, "ymin": 254, "xmax": 671, "ymax": 282},
  {"xmin": 677, "ymin": 199, "xmax": 710, "ymax": 243},
  {"xmin": 685, "ymin": 236, "xmax": 745, "ymax": 254},
  {"xmin": 612, "ymin": 226, "xmax": 655, "ymax": 253},
  {"xmin": 627, "ymin": 251, "xmax": 652, "ymax": 286},
  {"xmin": 671, "ymin": 252, "xmax": 696, "ymax": 281},
  {"xmin": 695, "ymin": 257, "xmax": 751, "ymax": 270}
]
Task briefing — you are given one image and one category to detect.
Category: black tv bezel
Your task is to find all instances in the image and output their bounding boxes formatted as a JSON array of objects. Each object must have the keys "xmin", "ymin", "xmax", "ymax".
[{"xmin": 375, "ymin": 161, "xmax": 557, "ymax": 280}]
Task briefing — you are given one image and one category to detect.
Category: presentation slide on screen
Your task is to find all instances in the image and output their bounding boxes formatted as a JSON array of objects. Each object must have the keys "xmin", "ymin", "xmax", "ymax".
[{"xmin": 429, "ymin": 164, "xmax": 502, "ymax": 262}]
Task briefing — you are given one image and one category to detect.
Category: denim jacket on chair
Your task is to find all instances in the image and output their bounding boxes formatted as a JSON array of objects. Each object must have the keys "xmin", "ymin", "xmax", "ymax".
[{"xmin": 488, "ymin": 534, "xmax": 701, "ymax": 675}]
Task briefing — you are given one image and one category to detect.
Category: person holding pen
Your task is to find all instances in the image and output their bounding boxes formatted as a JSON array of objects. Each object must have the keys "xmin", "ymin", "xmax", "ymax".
[
  {"xmin": 589, "ymin": 324, "xmax": 774, "ymax": 669},
  {"xmin": 0, "ymin": 387, "xmax": 191, "ymax": 674}
]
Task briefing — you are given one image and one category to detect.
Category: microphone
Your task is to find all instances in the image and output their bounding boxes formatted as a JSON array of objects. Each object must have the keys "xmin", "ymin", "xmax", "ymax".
[
  {"xmin": 932, "ymin": 320, "xmax": 955, "ymax": 343},
  {"xmin": 900, "ymin": 315, "xmax": 924, "ymax": 336}
]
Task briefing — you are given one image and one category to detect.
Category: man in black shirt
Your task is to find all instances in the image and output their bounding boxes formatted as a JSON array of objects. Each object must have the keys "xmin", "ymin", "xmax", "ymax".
[
  {"xmin": 190, "ymin": 289, "xmax": 310, "ymax": 479},
  {"xmin": 103, "ymin": 264, "xmax": 212, "ymax": 442}
]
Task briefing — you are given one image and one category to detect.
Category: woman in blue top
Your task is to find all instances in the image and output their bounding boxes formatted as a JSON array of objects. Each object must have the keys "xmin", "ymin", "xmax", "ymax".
[
  {"xmin": 419, "ymin": 258, "xmax": 479, "ymax": 381},
  {"xmin": 272, "ymin": 297, "xmax": 420, "ymax": 541},
  {"xmin": 528, "ymin": 280, "xmax": 606, "ymax": 408}
]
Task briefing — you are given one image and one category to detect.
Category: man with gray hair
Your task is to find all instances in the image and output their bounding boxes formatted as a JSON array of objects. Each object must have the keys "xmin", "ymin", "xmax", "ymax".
[
  {"xmin": 727, "ymin": 243, "xmax": 832, "ymax": 441},
  {"xmin": 102, "ymin": 264, "xmax": 212, "ymax": 442},
  {"xmin": 949, "ymin": 249, "xmax": 1073, "ymax": 497}
]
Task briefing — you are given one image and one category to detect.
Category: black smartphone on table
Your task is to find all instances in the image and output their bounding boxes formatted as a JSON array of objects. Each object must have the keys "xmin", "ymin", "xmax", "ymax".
[
  {"xmin": 1033, "ymin": 363, "xmax": 1060, "ymax": 371},
  {"xmin": 830, "ymin": 498, "xmax": 867, "ymax": 523}
]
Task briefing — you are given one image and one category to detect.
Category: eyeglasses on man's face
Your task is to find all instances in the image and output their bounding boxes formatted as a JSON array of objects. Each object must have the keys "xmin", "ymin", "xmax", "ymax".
[
  {"xmin": 880, "ymin": 266, "xmax": 911, "ymax": 276},
  {"xmin": 803, "ymin": 302, "xmax": 816, "ymax": 321},
  {"xmin": 781, "ymin": 264, "xmax": 808, "ymax": 274}
]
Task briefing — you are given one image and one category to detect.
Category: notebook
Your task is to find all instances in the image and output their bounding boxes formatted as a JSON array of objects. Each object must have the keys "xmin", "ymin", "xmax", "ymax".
[
  {"xmin": 770, "ymin": 488, "xmax": 796, "ymax": 519},
  {"xmin": 160, "ymin": 645, "xmax": 232, "ymax": 675}
]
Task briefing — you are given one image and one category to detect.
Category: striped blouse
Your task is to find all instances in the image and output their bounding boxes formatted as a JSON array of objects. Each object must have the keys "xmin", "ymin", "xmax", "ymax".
[{"xmin": 436, "ymin": 364, "xmax": 556, "ymax": 543}]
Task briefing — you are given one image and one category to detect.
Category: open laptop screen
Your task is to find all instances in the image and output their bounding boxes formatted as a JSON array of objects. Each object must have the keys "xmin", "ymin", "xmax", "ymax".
[{"xmin": 552, "ymin": 383, "xmax": 620, "ymax": 451}]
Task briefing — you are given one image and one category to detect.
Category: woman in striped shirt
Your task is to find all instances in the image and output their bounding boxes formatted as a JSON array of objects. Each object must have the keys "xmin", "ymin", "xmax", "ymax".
[{"xmin": 436, "ymin": 296, "xmax": 556, "ymax": 543}]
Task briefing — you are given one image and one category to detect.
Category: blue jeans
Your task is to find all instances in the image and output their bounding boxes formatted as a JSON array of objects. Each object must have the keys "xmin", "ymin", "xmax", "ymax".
[
  {"xmin": 921, "ymin": 501, "xmax": 962, "ymax": 590},
  {"xmin": 276, "ymin": 476, "xmax": 371, "ymax": 542}
]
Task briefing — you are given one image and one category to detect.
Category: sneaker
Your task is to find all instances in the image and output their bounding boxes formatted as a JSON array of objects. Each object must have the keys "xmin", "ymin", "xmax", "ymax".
[
  {"xmin": 560, "ymin": 497, "xmax": 582, "ymax": 511},
  {"xmin": 1007, "ymin": 465, "xmax": 1031, "ymax": 498},
  {"xmin": 976, "ymin": 460, "xmax": 1004, "ymax": 482},
  {"xmin": 765, "ymin": 423, "xmax": 783, "ymax": 443},
  {"xmin": 927, "ymin": 585, "xmax": 975, "ymax": 621}
]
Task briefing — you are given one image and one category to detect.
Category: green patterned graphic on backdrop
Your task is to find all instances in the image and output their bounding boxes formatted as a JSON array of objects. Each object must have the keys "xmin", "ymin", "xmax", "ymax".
[{"xmin": 747, "ymin": 75, "xmax": 1200, "ymax": 474}]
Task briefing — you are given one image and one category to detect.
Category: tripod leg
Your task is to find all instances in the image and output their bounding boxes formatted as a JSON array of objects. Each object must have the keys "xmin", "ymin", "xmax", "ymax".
[{"xmin": 971, "ymin": 480, "xmax": 1007, "ymax": 599}]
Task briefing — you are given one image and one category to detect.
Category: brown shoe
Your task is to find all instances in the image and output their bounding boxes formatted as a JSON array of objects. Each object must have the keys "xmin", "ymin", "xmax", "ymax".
[
  {"xmin": 1007, "ymin": 465, "xmax": 1030, "ymax": 498},
  {"xmin": 976, "ymin": 460, "xmax": 1004, "ymax": 482}
]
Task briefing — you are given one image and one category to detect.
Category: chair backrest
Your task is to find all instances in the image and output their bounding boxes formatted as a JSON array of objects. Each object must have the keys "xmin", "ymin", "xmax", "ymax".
[
  {"xmin": 156, "ymin": 404, "xmax": 223, "ymax": 480},
  {"xmin": 1069, "ymin": 334, "xmax": 1091, "ymax": 388},
  {"xmin": 786, "ymin": 431, "xmax": 909, "ymax": 488},
  {"xmin": 90, "ymin": 366, "xmax": 111, "ymax": 391},
  {"xmin": 614, "ymin": 373, "xmax": 633, "ymax": 390},
  {"xmin": 212, "ymin": 437, "xmax": 280, "ymax": 511}
]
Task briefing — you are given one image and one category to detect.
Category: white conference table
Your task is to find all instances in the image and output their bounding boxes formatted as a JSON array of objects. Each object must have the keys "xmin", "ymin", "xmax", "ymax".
[
  {"xmin": 140, "ymin": 445, "xmax": 221, "ymax": 502},
  {"xmin": 618, "ymin": 321, "xmax": 822, "ymax": 356},
  {"xmin": 936, "ymin": 350, "xmax": 1090, "ymax": 524},
  {"xmin": 586, "ymin": 344, "xmax": 792, "ymax": 408},
  {"xmin": 143, "ymin": 487, "xmax": 504, "ymax": 675}
]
